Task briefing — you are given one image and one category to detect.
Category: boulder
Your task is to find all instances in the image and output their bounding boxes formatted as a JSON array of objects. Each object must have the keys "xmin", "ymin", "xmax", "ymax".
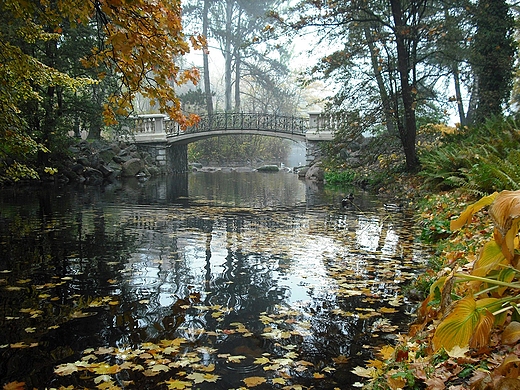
[
  {"xmin": 121, "ymin": 158, "xmax": 144, "ymax": 177},
  {"xmin": 305, "ymin": 164, "xmax": 325, "ymax": 181},
  {"xmin": 98, "ymin": 148, "xmax": 116, "ymax": 165},
  {"xmin": 83, "ymin": 167, "xmax": 104, "ymax": 185}
]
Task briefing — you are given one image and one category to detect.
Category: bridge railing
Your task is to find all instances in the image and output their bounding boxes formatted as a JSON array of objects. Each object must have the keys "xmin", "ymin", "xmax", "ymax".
[{"xmin": 165, "ymin": 112, "xmax": 308, "ymax": 136}]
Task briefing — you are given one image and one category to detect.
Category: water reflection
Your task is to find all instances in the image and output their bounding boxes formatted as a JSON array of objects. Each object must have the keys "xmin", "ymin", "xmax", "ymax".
[{"xmin": 0, "ymin": 173, "xmax": 428, "ymax": 389}]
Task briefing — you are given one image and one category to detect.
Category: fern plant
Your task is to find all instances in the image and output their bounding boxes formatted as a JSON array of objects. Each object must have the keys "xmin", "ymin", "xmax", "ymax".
[{"xmin": 419, "ymin": 115, "xmax": 520, "ymax": 193}]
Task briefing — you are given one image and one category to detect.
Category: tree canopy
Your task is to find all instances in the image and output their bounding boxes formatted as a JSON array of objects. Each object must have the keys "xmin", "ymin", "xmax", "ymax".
[{"xmin": 0, "ymin": 0, "xmax": 203, "ymax": 181}]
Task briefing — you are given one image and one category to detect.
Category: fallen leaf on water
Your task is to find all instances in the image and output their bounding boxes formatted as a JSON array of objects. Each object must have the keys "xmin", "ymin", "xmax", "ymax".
[
  {"xmin": 378, "ymin": 345, "xmax": 395, "ymax": 360},
  {"xmin": 332, "ymin": 355, "xmax": 350, "ymax": 364},
  {"xmin": 92, "ymin": 363, "xmax": 122, "ymax": 375},
  {"xmin": 54, "ymin": 362, "xmax": 79, "ymax": 376},
  {"xmin": 93, "ymin": 375, "xmax": 112, "ymax": 384},
  {"xmin": 227, "ymin": 355, "xmax": 247, "ymax": 363},
  {"xmin": 186, "ymin": 372, "xmax": 220, "ymax": 384},
  {"xmin": 351, "ymin": 366, "xmax": 378, "ymax": 378},
  {"xmin": 380, "ymin": 307, "xmax": 398, "ymax": 314},
  {"xmin": 151, "ymin": 364, "xmax": 170, "ymax": 373},
  {"xmin": 254, "ymin": 357, "xmax": 270, "ymax": 364},
  {"xmin": 164, "ymin": 378, "xmax": 192, "ymax": 389},
  {"xmin": 243, "ymin": 376, "xmax": 266, "ymax": 387},
  {"xmin": 272, "ymin": 377, "xmax": 286, "ymax": 385},
  {"xmin": 2, "ymin": 381, "xmax": 26, "ymax": 390}
]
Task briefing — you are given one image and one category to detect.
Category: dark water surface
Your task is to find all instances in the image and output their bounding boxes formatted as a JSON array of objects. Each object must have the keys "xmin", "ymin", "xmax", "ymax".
[{"xmin": 0, "ymin": 172, "xmax": 428, "ymax": 389}]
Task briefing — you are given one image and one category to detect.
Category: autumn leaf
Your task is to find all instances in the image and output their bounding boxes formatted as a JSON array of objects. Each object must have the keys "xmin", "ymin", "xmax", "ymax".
[
  {"xmin": 164, "ymin": 378, "xmax": 192, "ymax": 389},
  {"xmin": 378, "ymin": 345, "xmax": 395, "ymax": 360},
  {"xmin": 488, "ymin": 190, "xmax": 520, "ymax": 260},
  {"xmin": 471, "ymin": 240, "xmax": 507, "ymax": 277},
  {"xmin": 253, "ymin": 356, "xmax": 271, "ymax": 364},
  {"xmin": 2, "ymin": 381, "xmax": 26, "ymax": 390},
  {"xmin": 54, "ymin": 362, "xmax": 79, "ymax": 376},
  {"xmin": 502, "ymin": 321, "xmax": 520, "ymax": 345},
  {"xmin": 450, "ymin": 192, "xmax": 497, "ymax": 231},
  {"xmin": 243, "ymin": 376, "xmax": 266, "ymax": 387},
  {"xmin": 185, "ymin": 372, "xmax": 220, "ymax": 384},
  {"xmin": 226, "ymin": 355, "xmax": 247, "ymax": 363},
  {"xmin": 432, "ymin": 296, "xmax": 496, "ymax": 351},
  {"xmin": 351, "ymin": 366, "xmax": 378, "ymax": 378},
  {"xmin": 272, "ymin": 377, "xmax": 286, "ymax": 385}
]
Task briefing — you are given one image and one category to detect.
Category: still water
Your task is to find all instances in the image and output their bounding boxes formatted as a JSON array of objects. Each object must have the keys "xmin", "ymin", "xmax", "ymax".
[{"xmin": 0, "ymin": 171, "xmax": 428, "ymax": 389}]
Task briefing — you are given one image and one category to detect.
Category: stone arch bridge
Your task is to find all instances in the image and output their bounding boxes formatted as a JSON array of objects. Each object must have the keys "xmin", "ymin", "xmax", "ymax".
[{"xmin": 128, "ymin": 112, "xmax": 336, "ymax": 173}]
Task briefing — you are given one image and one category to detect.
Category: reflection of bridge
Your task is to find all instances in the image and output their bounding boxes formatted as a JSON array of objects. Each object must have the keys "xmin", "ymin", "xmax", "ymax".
[{"xmin": 129, "ymin": 112, "xmax": 335, "ymax": 173}]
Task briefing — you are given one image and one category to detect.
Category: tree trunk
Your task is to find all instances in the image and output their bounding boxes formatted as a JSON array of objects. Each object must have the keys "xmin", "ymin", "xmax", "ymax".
[
  {"xmin": 224, "ymin": 0, "xmax": 233, "ymax": 112},
  {"xmin": 452, "ymin": 64, "xmax": 466, "ymax": 127},
  {"xmin": 390, "ymin": 0, "xmax": 419, "ymax": 172},
  {"xmin": 202, "ymin": 0, "xmax": 213, "ymax": 116},
  {"xmin": 364, "ymin": 25, "xmax": 398, "ymax": 137},
  {"xmin": 234, "ymin": 9, "xmax": 242, "ymax": 112}
]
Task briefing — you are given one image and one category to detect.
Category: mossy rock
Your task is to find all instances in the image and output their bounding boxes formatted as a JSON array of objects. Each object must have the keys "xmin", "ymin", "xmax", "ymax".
[{"xmin": 256, "ymin": 165, "xmax": 279, "ymax": 172}]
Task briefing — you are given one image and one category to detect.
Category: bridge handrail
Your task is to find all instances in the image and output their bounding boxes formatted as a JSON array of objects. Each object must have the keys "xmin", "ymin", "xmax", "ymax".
[{"xmin": 164, "ymin": 112, "xmax": 309, "ymax": 137}]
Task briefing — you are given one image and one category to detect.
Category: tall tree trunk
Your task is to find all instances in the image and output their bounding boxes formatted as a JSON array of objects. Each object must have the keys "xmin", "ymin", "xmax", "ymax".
[
  {"xmin": 202, "ymin": 0, "xmax": 213, "ymax": 116},
  {"xmin": 452, "ymin": 64, "xmax": 466, "ymax": 127},
  {"xmin": 390, "ymin": 0, "xmax": 419, "ymax": 172},
  {"xmin": 234, "ymin": 9, "xmax": 242, "ymax": 112},
  {"xmin": 224, "ymin": 0, "xmax": 233, "ymax": 112},
  {"xmin": 364, "ymin": 25, "xmax": 397, "ymax": 137}
]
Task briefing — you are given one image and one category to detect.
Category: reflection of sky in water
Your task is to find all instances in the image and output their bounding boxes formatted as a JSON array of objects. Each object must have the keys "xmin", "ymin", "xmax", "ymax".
[
  {"xmin": 120, "ymin": 207, "xmax": 409, "ymax": 312},
  {"xmin": 356, "ymin": 216, "xmax": 382, "ymax": 252}
]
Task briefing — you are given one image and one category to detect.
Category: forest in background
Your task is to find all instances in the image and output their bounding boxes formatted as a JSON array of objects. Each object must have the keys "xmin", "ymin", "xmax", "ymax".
[{"xmin": 0, "ymin": 0, "xmax": 518, "ymax": 182}]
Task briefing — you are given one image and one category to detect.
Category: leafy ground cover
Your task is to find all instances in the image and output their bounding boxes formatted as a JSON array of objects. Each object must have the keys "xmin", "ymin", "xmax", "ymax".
[{"xmin": 357, "ymin": 189, "xmax": 520, "ymax": 389}]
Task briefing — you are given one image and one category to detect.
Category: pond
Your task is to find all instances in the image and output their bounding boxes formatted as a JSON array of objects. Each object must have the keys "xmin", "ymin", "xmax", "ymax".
[{"xmin": 0, "ymin": 171, "xmax": 429, "ymax": 389}]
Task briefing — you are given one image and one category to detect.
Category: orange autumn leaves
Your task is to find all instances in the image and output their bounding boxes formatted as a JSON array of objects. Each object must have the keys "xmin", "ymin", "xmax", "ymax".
[
  {"xmin": 88, "ymin": 0, "xmax": 204, "ymax": 128},
  {"xmin": 2, "ymin": 0, "xmax": 204, "ymax": 129},
  {"xmin": 362, "ymin": 190, "xmax": 520, "ymax": 389}
]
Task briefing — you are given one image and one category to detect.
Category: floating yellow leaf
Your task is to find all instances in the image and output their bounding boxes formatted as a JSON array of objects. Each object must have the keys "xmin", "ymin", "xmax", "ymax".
[
  {"xmin": 351, "ymin": 366, "xmax": 377, "ymax": 378},
  {"xmin": 186, "ymin": 372, "xmax": 220, "ymax": 383},
  {"xmin": 92, "ymin": 363, "xmax": 122, "ymax": 375},
  {"xmin": 227, "ymin": 355, "xmax": 247, "ymax": 363},
  {"xmin": 243, "ymin": 376, "xmax": 266, "ymax": 387},
  {"xmin": 253, "ymin": 357, "xmax": 270, "ymax": 364},
  {"xmin": 272, "ymin": 377, "xmax": 286, "ymax": 385},
  {"xmin": 164, "ymin": 378, "xmax": 192, "ymax": 389},
  {"xmin": 54, "ymin": 362, "xmax": 79, "ymax": 376},
  {"xmin": 151, "ymin": 364, "xmax": 170, "ymax": 372}
]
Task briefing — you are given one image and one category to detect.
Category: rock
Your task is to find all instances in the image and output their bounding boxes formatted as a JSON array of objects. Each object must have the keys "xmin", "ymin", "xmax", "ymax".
[
  {"xmin": 77, "ymin": 157, "xmax": 90, "ymax": 167},
  {"xmin": 305, "ymin": 164, "xmax": 324, "ymax": 181},
  {"xmin": 256, "ymin": 165, "xmax": 279, "ymax": 172},
  {"xmin": 121, "ymin": 158, "xmax": 144, "ymax": 177},
  {"xmin": 98, "ymin": 148, "xmax": 116, "ymax": 164},
  {"xmin": 98, "ymin": 164, "xmax": 114, "ymax": 178},
  {"xmin": 83, "ymin": 167, "xmax": 104, "ymax": 185}
]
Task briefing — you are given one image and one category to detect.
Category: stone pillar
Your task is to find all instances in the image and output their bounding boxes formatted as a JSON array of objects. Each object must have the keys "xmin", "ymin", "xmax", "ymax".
[
  {"xmin": 167, "ymin": 144, "xmax": 188, "ymax": 174},
  {"xmin": 305, "ymin": 140, "xmax": 323, "ymax": 165}
]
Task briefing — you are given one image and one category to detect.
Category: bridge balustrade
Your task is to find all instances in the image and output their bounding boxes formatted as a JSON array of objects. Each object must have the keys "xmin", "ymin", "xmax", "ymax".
[{"xmin": 164, "ymin": 112, "xmax": 308, "ymax": 137}]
